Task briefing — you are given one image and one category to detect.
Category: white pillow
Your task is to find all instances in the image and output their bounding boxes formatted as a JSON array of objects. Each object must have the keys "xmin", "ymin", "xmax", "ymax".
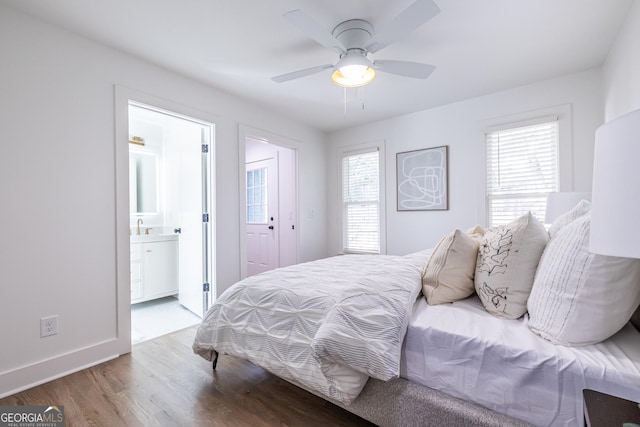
[
  {"xmin": 528, "ymin": 213, "xmax": 640, "ymax": 346},
  {"xmin": 548, "ymin": 199, "xmax": 591, "ymax": 239},
  {"xmin": 466, "ymin": 225, "xmax": 486, "ymax": 241},
  {"xmin": 474, "ymin": 212, "xmax": 548, "ymax": 319},
  {"xmin": 423, "ymin": 229, "xmax": 479, "ymax": 305}
]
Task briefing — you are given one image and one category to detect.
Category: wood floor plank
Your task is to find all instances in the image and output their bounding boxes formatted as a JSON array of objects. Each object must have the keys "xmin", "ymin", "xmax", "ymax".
[{"xmin": 0, "ymin": 326, "xmax": 374, "ymax": 427}]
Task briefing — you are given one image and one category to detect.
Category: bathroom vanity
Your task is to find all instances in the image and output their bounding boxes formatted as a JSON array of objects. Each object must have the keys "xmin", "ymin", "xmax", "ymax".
[{"xmin": 130, "ymin": 234, "xmax": 178, "ymax": 304}]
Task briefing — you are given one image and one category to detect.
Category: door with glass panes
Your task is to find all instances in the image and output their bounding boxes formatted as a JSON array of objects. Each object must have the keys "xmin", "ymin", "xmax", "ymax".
[{"xmin": 246, "ymin": 157, "xmax": 279, "ymax": 276}]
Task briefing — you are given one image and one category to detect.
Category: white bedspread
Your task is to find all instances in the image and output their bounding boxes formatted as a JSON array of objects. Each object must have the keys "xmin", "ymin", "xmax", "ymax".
[
  {"xmin": 193, "ymin": 252, "xmax": 428, "ymax": 404},
  {"xmin": 401, "ymin": 296, "xmax": 640, "ymax": 426}
]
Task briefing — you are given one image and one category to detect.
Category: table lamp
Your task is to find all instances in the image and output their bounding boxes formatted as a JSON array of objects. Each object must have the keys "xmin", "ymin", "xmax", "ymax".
[{"xmin": 590, "ymin": 108, "xmax": 640, "ymax": 258}]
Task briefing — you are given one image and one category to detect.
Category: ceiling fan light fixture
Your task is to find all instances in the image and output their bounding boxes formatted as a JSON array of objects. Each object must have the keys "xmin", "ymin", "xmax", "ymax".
[
  {"xmin": 331, "ymin": 50, "xmax": 375, "ymax": 87},
  {"xmin": 331, "ymin": 65, "xmax": 376, "ymax": 87}
]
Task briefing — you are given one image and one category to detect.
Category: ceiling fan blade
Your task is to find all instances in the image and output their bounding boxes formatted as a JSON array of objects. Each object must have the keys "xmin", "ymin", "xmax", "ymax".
[
  {"xmin": 283, "ymin": 10, "xmax": 346, "ymax": 54},
  {"xmin": 365, "ymin": 0, "xmax": 440, "ymax": 54},
  {"xmin": 271, "ymin": 64, "xmax": 334, "ymax": 83},
  {"xmin": 373, "ymin": 60, "xmax": 435, "ymax": 79}
]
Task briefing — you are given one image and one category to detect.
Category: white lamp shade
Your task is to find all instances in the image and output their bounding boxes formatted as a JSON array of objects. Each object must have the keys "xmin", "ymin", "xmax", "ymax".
[
  {"xmin": 590, "ymin": 108, "xmax": 640, "ymax": 258},
  {"xmin": 545, "ymin": 192, "xmax": 592, "ymax": 224}
]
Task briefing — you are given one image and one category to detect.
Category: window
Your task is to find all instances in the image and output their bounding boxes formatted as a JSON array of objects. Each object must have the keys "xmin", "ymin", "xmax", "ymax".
[
  {"xmin": 246, "ymin": 167, "xmax": 267, "ymax": 224},
  {"xmin": 485, "ymin": 120, "xmax": 558, "ymax": 227},
  {"xmin": 342, "ymin": 149, "xmax": 380, "ymax": 254}
]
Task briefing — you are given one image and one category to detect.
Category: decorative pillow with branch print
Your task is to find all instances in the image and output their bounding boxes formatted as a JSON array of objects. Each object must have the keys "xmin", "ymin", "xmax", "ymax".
[{"xmin": 475, "ymin": 212, "xmax": 548, "ymax": 320}]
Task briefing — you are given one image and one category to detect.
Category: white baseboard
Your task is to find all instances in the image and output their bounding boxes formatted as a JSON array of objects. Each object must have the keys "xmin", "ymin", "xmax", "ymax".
[{"xmin": 0, "ymin": 339, "xmax": 121, "ymax": 399}]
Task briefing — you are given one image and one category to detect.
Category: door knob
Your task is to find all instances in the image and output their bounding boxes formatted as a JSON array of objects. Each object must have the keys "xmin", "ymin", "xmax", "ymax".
[{"xmin": 268, "ymin": 225, "xmax": 274, "ymax": 230}]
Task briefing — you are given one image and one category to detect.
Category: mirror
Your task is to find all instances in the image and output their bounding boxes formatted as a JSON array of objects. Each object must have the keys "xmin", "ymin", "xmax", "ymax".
[{"xmin": 129, "ymin": 151, "xmax": 158, "ymax": 214}]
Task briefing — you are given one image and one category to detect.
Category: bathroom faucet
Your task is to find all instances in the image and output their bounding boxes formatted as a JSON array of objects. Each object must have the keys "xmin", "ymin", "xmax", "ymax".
[{"xmin": 136, "ymin": 218, "xmax": 143, "ymax": 235}]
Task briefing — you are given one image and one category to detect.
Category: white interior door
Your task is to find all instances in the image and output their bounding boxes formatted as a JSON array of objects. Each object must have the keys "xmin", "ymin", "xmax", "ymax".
[
  {"xmin": 177, "ymin": 127, "xmax": 212, "ymax": 317},
  {"xmin": 246, "ymin": 157, "xmax": 279, "ymax": 276}
]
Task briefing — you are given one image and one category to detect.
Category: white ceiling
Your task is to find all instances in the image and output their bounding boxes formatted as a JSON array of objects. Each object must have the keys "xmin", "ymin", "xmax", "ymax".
[{"xmin": 1, "ymin": 0, "xmax": 632, "ymax": 133}]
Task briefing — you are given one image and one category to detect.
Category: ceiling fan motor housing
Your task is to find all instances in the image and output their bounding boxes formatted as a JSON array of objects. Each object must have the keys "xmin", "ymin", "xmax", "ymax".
[{"xmin": 332, "ymin": 19, "xmax": 374, "ymax": 50}]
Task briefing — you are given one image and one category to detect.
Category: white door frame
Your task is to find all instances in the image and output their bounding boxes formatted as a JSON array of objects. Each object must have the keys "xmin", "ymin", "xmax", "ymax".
[
  {"xmin": 238, "ymin": 124, "xmax": 299, "ymax": 279},
  {"xmin": 115, "ymin": 85, "xmax": 217, "ymax": 355}
]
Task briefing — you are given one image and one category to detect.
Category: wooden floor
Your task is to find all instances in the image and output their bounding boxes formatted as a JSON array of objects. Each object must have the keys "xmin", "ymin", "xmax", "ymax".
[{"xmin": 0, "ymin": 326, "xmax": 374, "ymax": 426}]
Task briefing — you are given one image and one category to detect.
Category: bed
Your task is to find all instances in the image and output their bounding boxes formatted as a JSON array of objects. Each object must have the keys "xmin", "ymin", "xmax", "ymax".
[{"xmin": 193, "ymin": 207, "xmax": 640, "ymax": 426}]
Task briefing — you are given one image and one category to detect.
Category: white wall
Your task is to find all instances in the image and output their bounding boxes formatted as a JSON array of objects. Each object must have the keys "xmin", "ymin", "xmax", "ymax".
[
  {"xmin": 602, "ymin": 0, "xmax": 640, "ymax": 121},
  {"xmin": 328, "ymin": 69, "xmax": 604, "ymax": 256},
  {"xmin": 0, "ymin": 5, "xmax": 327, "ymax": 397}
]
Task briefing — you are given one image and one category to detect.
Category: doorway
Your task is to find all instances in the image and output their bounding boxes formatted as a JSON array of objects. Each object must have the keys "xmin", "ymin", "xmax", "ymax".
[
  {"xmin": 246, "ymin": 157, "xmax": 278, "ymax": 276},
  {"xmin": 128, "ymin": 102, "xmax": 215, "ymax": 343},
  {"xmin": 244, "ymin": 134, "xmax": 298, "ymax": 277}
]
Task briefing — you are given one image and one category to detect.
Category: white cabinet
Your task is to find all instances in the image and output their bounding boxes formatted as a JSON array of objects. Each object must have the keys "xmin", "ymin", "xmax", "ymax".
[{"xmin": 130, "ymin": 236, "xmax": 178, "ymax": 304}]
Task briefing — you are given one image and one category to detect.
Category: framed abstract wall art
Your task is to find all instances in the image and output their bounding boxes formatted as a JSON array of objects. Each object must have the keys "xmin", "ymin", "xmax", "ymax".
[{"xmin": 396, "ymin": 145, "xmax": 448, "ymax": 211}]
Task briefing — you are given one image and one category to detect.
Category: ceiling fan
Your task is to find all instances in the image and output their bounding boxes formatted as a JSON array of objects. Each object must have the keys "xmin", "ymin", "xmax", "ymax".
[{"xmin": 272, "ymin": 0, "xmax": 440, "ymax": 88}]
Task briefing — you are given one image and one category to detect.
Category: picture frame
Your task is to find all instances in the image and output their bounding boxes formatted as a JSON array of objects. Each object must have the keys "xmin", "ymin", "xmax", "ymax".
[{"xmin": 396, "ymin": 145, "xmax": 448, "ymax": 211}]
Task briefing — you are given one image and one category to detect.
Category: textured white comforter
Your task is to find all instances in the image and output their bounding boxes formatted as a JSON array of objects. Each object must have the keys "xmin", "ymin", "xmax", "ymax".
[{"xmin": 193, "ymin": 252, "xmax": 429, "ymax": 404}]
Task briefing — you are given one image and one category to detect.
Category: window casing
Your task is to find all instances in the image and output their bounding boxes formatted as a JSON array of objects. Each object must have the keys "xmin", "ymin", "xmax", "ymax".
[
  {"xmin": 342, "ymin": 149, "xmax": 380, "ymax": 254},
  {"xmin": 485, "ymin": 120, "xmax": 559, "ymax": 227}
]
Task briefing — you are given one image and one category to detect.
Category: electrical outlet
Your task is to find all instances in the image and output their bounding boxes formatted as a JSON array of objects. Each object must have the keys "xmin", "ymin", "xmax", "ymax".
[{"xmin": 40, "ymin": 315, "xmax": 58, "ymax": 337}]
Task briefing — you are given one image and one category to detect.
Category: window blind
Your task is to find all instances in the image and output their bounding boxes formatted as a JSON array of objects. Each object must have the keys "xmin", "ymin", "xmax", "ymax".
[
  {"xmin": 486, "ymin": 120, "xmax": 559, "ymax": 227},
  {"xmin": 342, "ymin": 149, "xmax": 380, "ymax": 253}
]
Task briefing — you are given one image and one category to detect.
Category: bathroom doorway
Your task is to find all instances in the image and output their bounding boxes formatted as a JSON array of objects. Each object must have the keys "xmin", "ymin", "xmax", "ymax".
[{"xmin": 128, "ymin": 102, "xmax": 215, "ymax": 344}]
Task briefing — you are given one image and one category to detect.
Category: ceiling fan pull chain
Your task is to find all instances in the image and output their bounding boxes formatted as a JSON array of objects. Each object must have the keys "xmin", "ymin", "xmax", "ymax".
[{"xmin": 343, "ymin": 87, "xmax": 348, "ymax": 118}]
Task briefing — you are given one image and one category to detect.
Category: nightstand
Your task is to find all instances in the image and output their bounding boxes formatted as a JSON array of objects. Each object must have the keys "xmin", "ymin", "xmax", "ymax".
[{"xmin": 583, "ymin": 389, "xmax": 640, "ymax": 426}]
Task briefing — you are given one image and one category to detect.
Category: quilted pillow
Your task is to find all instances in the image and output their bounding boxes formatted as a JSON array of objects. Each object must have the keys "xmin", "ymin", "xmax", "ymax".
[
  {"xmin": 474, "ymin": 212, "xmax": 548, "ymax": 319},
  {"xmin": 528, "ymin": 213, "xmax": 640, "ymax": 346},
  {"xmin": 548, "ymin": 199, "xmax": 591, "ymax": 239},
  {"xmin": 423, "ymin": 229, "xmax": 480, "ymax": 305}
]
